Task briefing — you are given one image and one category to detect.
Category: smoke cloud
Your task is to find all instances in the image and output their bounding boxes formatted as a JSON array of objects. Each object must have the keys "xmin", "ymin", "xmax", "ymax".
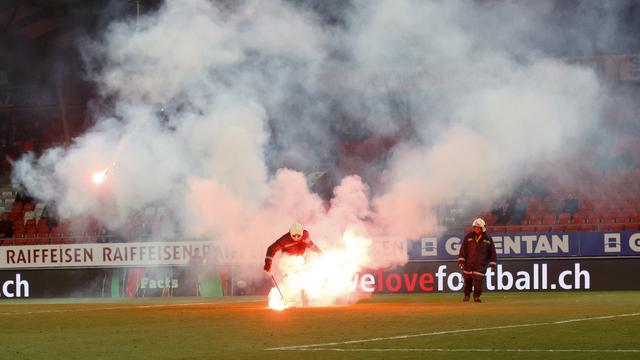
[{"xmin": 12, "ymin": 0, "xmax": 614, "ymax": 280}]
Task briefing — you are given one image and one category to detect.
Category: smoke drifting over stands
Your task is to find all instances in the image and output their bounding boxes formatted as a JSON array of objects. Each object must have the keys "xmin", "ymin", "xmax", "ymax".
[{"xmin": 8, "ymin": 0, "xmax": 639, "ymax": 271}]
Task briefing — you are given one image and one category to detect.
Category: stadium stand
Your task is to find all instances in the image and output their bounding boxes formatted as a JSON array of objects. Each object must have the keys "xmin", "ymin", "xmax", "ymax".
[{"xmin": 0, "ymin": 31, "xmax": 638, "ymax": 244}]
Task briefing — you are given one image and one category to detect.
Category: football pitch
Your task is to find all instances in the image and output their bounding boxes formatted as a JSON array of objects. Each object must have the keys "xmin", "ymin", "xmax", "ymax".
[{"xmin": 1, "ymin": 292, "xmax": 639, "ymax": 360}]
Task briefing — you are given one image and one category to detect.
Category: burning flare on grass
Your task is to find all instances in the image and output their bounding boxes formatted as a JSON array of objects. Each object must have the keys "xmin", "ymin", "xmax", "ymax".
[{"xmin": 268, "ymin": 229, "xmax": 372, "ymax": 310}]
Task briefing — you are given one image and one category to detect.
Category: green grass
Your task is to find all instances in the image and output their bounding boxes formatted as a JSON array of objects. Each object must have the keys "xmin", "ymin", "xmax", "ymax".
[{"xmin": 1, "ymin": 292, "xmax": 639, "ymax": 360}]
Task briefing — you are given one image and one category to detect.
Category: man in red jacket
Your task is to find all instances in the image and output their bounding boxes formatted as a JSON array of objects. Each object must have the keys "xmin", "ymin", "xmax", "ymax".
[
  {"xmin": 264, "ymin": 223, "xmax": 321, "ymax": 273},
  {"xmin": 458, "ymin": 218, "xmax": 497, "ymax": 303}
]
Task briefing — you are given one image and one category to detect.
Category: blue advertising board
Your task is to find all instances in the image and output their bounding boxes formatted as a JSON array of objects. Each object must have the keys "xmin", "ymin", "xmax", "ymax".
[{"xmin": 409, "ymin": 231, "xmax": 640, "ymax": 260}]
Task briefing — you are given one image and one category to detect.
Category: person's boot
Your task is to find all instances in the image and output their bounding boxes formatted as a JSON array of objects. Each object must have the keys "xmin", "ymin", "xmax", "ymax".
[
  {"xmin": 473, "ymin": 298, "xmax": 482, "ymax": 303},
  {"xmin": 463, "ymin": 296, "xmax": 470, "ymax": 302}
]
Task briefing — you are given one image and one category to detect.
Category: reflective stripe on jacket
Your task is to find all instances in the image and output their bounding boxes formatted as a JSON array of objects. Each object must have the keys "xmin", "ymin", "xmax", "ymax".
[
  {"xmin": 265, "ymin": 230, "xmax": 320, "ymax": 265},
  {"xmin": 458, "ymin": 231, "xmax": 497, "ymax": 274}
]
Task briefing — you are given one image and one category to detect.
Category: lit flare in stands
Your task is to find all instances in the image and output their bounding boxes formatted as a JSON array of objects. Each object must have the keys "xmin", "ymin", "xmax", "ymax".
[
  {"xmin": 91, "ymin": 168, "xmax": 109, "ymax": 185},
  {"xmin": 91, "ymin": 163, "xmax": 116, "ymax": 185},
  {"xmin": 267, "ymin": 229, "xmax": 372, "ymax": 310}
]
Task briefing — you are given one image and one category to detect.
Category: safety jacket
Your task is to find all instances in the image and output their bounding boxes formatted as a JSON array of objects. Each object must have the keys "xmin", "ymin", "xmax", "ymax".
[
  {"xmin": 264, "ymin": 230, "xmax": 321, "ymax": 269},
  {"xmin": 458, "ymin": 231, "xmax": 497, "ymax": 276}
]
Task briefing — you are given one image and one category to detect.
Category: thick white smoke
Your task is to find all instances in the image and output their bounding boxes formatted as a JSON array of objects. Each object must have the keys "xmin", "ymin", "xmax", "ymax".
[{"xmin": 12, "ymin": 0, "xmax": 609, "ymax": 281}]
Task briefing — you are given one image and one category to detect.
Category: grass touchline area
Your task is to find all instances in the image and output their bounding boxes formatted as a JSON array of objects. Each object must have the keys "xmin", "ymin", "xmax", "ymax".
[{"xmin": 1, "ymin": 292, "xmax": 639, "ymax": 360}]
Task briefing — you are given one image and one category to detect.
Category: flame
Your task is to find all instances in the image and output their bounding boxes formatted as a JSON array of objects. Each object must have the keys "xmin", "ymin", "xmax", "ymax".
[
  {"xmin": 92, "ymin": 163, "xmax": 116, "ymax": 185},
  {"xmin": 92, "ymin": 168, "xmax": 109, "ymax": 185},
  {"xmin": 267, "ymin": 229, "xmax": 372, "ymax": 310},
  {"xmin": 267, "ymin": 288, "xmax": 287, "ymax": 311}
]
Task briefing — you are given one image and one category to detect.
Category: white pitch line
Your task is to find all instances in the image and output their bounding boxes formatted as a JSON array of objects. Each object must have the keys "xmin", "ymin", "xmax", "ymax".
[
  {"xmin": 284, "ymin": 348, "xmax": 640, "ymax": 353},
  {"xmin": 266, "ymin": 312, "xmax": 640, "ymax": 351},
  {"xmin": 0, "ymin": 302, "xmax": 215, "ymax": 316}
]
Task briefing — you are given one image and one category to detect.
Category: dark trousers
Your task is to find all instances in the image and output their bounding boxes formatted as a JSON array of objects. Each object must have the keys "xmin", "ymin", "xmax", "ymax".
[{"xmin": 463, "ymin": 274, "xmax": 484, "ymax": 299}]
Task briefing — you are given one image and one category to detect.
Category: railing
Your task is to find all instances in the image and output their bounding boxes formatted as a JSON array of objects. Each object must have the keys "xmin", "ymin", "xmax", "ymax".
[
  {"xmin": 458, "ymin": 221, "xmax": 640, "ymax": 234},
  {"xmin": 0, "ymin": 235, "xmax": 126, "ymax": 246}
]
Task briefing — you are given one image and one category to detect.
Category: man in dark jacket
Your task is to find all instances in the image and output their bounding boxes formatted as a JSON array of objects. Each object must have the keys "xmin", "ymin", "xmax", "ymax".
[
  {"xmin": 264, "ymin": 223, "xmax": 321, "ymax": 273},
  {"xmin": 458, "ymin": 218, "xmax": 497, "ymax": 302}
]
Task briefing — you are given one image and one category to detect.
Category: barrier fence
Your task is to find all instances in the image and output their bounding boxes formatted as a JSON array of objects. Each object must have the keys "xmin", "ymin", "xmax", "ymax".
[{"xmin": 1, "ymin": 231, "xmax": 639, "ymax": 299}]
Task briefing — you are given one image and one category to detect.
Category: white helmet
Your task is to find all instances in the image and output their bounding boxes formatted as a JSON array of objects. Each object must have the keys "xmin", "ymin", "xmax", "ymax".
[
  {"xmin": 472, "ymin": 218, "xmax": 486, "ymax": 232},
  {"xmin": 289, "ymin": 222, "xmax": 304, "ymax": 240}
]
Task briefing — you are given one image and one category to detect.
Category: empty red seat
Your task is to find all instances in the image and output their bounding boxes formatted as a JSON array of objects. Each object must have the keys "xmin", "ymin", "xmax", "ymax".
[
  {"xmin": 572, "ymin": 213, "xmax": 586, "ymax": 224},
  {"xmin": 615, "ymin": 216, "xmax": 629, "ymax": 224},
  {"xmin": 541, "ymin": 214, "xmax": 557, "ymax": 225},
  {"xmin": 621, "ymin": 205, "xmax": 636, "ymax": 215},
  {"xmin": 36, "ymin": 226, "xmax": 49, "ymax": 238},
  {"xmin": 13, "ymin": 227, "xmax": 24, "ymax": 238},
  {"xmin": 526, "ymin": 216, "xmax": 542, "ymax": 225},
  {"xmin": 557, "ymin": 213, "xmax": 571, "ymax": 224},
  {"xmin": 583, "ymin": 215, "xmax": 598, "ymax": 224},
  {"xmin": 526, "ymin": 204, "xmax": 542, "ymax": 215},
  {"xmin": 0, "ymin": 239, "xmax": 14, "ymax": 246},
  {"xmin": 12, "ymin": 220, "xmax": 23, "ymax": 232},
  {"xmin": 485, "ymin": 216, "xmax": 497, "ymax": 226},
  {"xmin": 599, "ymin": 215, "xmax": 616, "ymax": 224},
  {"xmin": 608, "ymin": 209, "xmax": 623, "ymax": 219},
  {"xmin": 24, "ymin": 226, "xmax": 37, "ymax": 240},
  {"xmin": 22, "ymin": 202, "xmax": 35, "ymax": 212},
  {"xmin": 519, "ymin": 225, "xmax": 536, "ymax": 233},
  {"xmin": 536, "ymin": 225, "xmax": 552, "ymax": 232},
  {"xmin": 625, "ymin": 223, "xmax": 640, "ymax": 231},
  {"xmin": 579, "ymin": 224, "xmax": 597, "ymax": 231},
  {"xmin": 49, "ymin": 226, "xmax": 61, "ymax": 237},
  {"xmin": 606, "ymin": 224, "xmax": 625, "ymax": 232},
  {"xmin": 565, "ymin": 225, "xmax": 580, "ymax": 232},
  {"xmin": 598, "ymin": 200, "xmax": 616, "ymax": 211},
  {"xmin": 11, "ymin": 209, "xmax": 23, "ymax": 222},
  {"xmin": 11, "ymin": 202, "xmax": 23, "ymax": 214},
  {"xmin": 63, "ymin": 236, "xmax": 76, "ymax": 244},
  {"xmin": 580, "ymin": 199, "xmax": 595, "ymax": 211},
  {"xmin": 504, "ymin": 226, "xmax": 518, "ymax": 233},
  {"xmin": 37, "ymin": 217, "xmax": 48, "ymax": 228},
  {"xmin": 85, "ymin": 227, "xmax": 98, "ymax": 237},
  {"xmin": 50, "ymin": 237, "xmax": 64, "ymax": 245},
  {"xmin": 611, "ymin": 200, "xmax": 627, "ymax": 210}
]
